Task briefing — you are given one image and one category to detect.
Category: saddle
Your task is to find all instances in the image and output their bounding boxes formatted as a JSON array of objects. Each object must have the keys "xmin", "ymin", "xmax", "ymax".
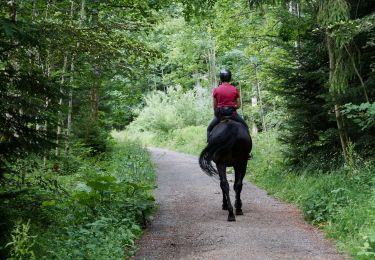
[{"xmin": 220, "ymin": 115, "xmax": 233, "ymax": 121}]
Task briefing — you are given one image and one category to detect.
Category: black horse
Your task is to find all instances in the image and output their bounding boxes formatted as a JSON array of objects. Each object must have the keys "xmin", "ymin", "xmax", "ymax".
[{"xmin": 199, "ymin": 119, "xmax": 252, "ymax": 221}]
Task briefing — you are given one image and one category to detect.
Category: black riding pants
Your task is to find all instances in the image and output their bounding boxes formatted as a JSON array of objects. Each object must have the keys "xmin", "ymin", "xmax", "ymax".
[{"xmin": 207, "ymin": 113, "xmax": 249, "ymax": 140}]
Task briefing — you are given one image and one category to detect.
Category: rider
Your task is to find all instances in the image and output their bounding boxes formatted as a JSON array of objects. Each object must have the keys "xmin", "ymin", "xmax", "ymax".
[{"xmin": 207, "ymin": 69, "xmax": 249, "ymax": 141}]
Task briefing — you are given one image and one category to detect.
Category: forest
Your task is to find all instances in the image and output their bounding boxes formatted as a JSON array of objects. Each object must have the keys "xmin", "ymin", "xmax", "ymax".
[{"xmin": 1, "ymin": 0, "xmax": 374, "ymax": 259}]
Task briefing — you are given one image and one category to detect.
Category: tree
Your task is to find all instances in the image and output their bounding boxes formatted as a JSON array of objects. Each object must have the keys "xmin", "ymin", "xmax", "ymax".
[{"xmin": 0, "ymin": 0, "xmax": 166, "ymax": 172}]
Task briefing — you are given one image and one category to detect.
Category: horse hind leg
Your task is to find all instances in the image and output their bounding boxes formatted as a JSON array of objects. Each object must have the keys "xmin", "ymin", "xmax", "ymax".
[
  {"xmin": 218, "ymin": 164, "xmax": 228, "ymax": 210},
  {"xmin": 234, "ymin": 183, "xmax": 243, "ymax": 215},
  {"xmin": 218, "ymin": 164, "xmax": 235, "ymax": 221},
  {"xmin": 222, "ymin": 192, "xmax": 228, "ymax": 210},
  {"xmin": 220, "ymin": 181, "xmax": 235, "ymax": 221},
  {"xmin": 234, "ymin": 165, "xmax": 246, "ymax": 216}
]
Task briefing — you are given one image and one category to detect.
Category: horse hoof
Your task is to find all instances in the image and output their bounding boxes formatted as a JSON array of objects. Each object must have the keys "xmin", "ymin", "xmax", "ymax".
[
  {"xmin": 222, "ymin": 205, "xmax": 228, "ymax": 210},
  {"xmin": 227, "ymin": 215, "xmax": 236, "ymax": 222},
  {"xmin": 236, "ymin": 209, "xmax": 243, "ymax": 215}
]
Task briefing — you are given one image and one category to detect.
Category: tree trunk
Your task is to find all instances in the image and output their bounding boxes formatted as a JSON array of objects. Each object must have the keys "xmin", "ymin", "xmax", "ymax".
[
  {"xmin": 80, "ymin": 0, "xmax": 85, "ymax": 22},
  {"xmin": 9, "ymin": 0, "xmax": 18, "ymax": 21},
  {"xmin": 65, "ymin": 0, "xmax": 85, "ymax": 153},
  {"xmin": 65, "ymin": 56, "xmax": 74, "ymax": 153},
  {"xmin": 344, "ymin": 45, "xmax": 370, "ymax": 103},
  {"xmin": 91, "ymin": 86, "xmax": 99, "ymax": 121},
  {"xmin": 335, "ymin": 104, "xmax": 349, "ymax": 162},
  {"xmin": 326, "ymin": 34, "xmax": 349, "ymax": 162},
  {"xmin": 44, "ymin": 51, "xmax": 51, "ymax": 167},
  {"xmin": 32, "ymin": 0, "xmax": 37, "ymax": 23},
  {"xmin": 289, "ymin": 1, "xmax": 301, "ymax": 48},
  {"xmin": 254, "ymin": 64, "xmax": 266, "ymax": 132},
  {"xmin": 208, "ymin": 40, "xmax": 217, "ymax": 88},
  {"xmin": 56, "ymin": 54, "xmax": 68, "ymax": 157}
]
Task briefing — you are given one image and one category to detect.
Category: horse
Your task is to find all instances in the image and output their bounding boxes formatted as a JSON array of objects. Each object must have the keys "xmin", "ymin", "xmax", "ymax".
[{"xmin": 199, "ymin": 119, "xmax": 252, "ymax": 221}]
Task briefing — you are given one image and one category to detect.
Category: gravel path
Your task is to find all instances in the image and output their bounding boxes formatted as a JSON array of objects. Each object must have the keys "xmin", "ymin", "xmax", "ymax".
[{"xmin": 134, "ymin": 148, "xmax": 346, "ymax": 260}]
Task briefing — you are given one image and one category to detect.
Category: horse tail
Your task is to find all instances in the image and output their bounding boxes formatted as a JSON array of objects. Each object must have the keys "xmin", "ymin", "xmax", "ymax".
[
  {"xmin": 199, "ymin": 144, "xmax": 219, "ymax": 177},
  {"xmin": 199, "ymin": 123, "xmax": 238, "ymax": 178}
]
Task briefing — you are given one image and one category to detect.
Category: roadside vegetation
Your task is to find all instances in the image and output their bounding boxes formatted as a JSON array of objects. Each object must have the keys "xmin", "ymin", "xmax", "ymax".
[
  {"xmin": 0, "ymin": 141, "xmax": 155, "ymax": 259},
  {"xmin": 1, "ymin": 1, "xmax": 160, "ymax": 258}
]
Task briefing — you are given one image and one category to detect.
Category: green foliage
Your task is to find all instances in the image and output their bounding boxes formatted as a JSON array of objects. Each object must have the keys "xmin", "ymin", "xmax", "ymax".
[
  {"xmin": 270, "ymin": 26, "xmax": 344, "ymax": 166},
  {"xmin": 128, "ymin": 86, "xmax": 212, "ymax": 135},
  {"xmin": 343, "ymin": 102, "xmax": 375, "ymax": 130},
  {"xmin": 0, "ymin": 140, "xmax": 156, "ymax": 259},
  {"xmin": 0, "ymin": 0, "xmax": 165, "ymax": 174},
  {"xmin": 241, "ymin": 0, "xmax": 375, "ymax": 164},
  {"xmin": 167, "ymin": 126, "xmax": 207, "ymax": 154},
  {"xmin": 0, "ymin": 17, "xmax": 61, "ymax": 173},
  {"xmin": 303, "ymin": 187, "xmax": 350, "ymax": 225},
  {"xmin": 145, "ymin": 10, "xmax": 217, "ymax": 91},
  {"xmin": 48, "ymin": 217, "xmax": 142, "ymax": 259},
  {"xmin": 317, "ymin": 0, "xmax": 350, "ymax": 28},
  {"xmin": 247, "ymin": 130, "xmax": 284, "ymax": 177},
  {"xmin": 124, "ymin": 85, "xmax": 211, "ymax": 154},
  {"xmin": 73, "ymin": 118, "xmax": 112, "ymax": 154},
  {"xmin": 177, "ymin": 0, "xmax": 216, "ymax": 19},
  {"xmin": 357, "ymin": 230, "xmax": 375, "ymax": 259},
  {"xmin": 5, "ymin": 221, "xmax": 36, "ymax": 260}
]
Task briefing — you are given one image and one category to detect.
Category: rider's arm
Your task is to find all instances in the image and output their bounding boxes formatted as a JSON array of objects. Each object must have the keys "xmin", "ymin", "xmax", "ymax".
[
  {"xmin": 213, "ymin": 97, "xmax": 218, "ymax": 109},
  {"xmin": 235, "ymin": 98, "xmax": 241, "ymax": 109}
]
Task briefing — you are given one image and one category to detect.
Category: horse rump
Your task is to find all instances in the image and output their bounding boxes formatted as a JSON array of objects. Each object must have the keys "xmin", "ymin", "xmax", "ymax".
[{"xmin": 199, "ymin": 122, "xmax": 238, "ymax": 177}]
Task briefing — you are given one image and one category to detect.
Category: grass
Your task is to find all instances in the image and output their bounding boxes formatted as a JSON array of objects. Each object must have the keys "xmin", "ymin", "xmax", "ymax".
[{"xmin": 115, "ymin": 125, "xmax": 207, "ymax": 155}]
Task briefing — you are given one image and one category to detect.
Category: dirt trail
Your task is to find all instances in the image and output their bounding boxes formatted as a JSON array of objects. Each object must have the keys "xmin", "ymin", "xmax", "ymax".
[{"xmin": 135, "ymin": 148, "xmax": 346, "ymax": 260}]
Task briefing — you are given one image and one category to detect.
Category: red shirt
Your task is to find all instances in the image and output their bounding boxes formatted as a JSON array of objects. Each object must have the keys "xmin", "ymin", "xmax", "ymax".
[{"xmin": 213, "ymin": 82, "xmax": 240, "ymax": 108}]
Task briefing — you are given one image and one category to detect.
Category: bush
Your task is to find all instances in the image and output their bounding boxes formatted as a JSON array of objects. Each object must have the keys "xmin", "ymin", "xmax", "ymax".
[
  {"xmin": 5, "ymin": 221, "xmax": 36, "ymax": 260},
  {"xmin": 128, "ymin": 86, "xmax": 212, "ymax": 134}
]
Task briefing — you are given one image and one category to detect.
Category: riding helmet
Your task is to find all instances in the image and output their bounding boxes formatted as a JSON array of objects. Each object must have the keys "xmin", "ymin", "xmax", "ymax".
[{"xmin": 219, "ymin": 69, "xmax": 232, "ymax": 82}]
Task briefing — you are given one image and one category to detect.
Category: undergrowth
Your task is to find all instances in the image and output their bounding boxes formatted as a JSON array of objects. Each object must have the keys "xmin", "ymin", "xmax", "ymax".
[{"xmin": 0, "ymin": 140, "xmax": 156, "ymax": 259}]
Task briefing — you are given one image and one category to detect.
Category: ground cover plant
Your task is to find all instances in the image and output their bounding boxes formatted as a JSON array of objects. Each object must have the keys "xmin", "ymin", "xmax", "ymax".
[{"xmin": 0, "ymin": 140, "xmax": 156, "ymax": 259}]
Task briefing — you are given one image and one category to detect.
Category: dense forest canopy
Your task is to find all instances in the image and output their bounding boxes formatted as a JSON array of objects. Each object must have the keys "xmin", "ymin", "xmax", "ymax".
[{"xmin": 0, "ymin": 0, "xmax": 375, "ymax": 258}]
